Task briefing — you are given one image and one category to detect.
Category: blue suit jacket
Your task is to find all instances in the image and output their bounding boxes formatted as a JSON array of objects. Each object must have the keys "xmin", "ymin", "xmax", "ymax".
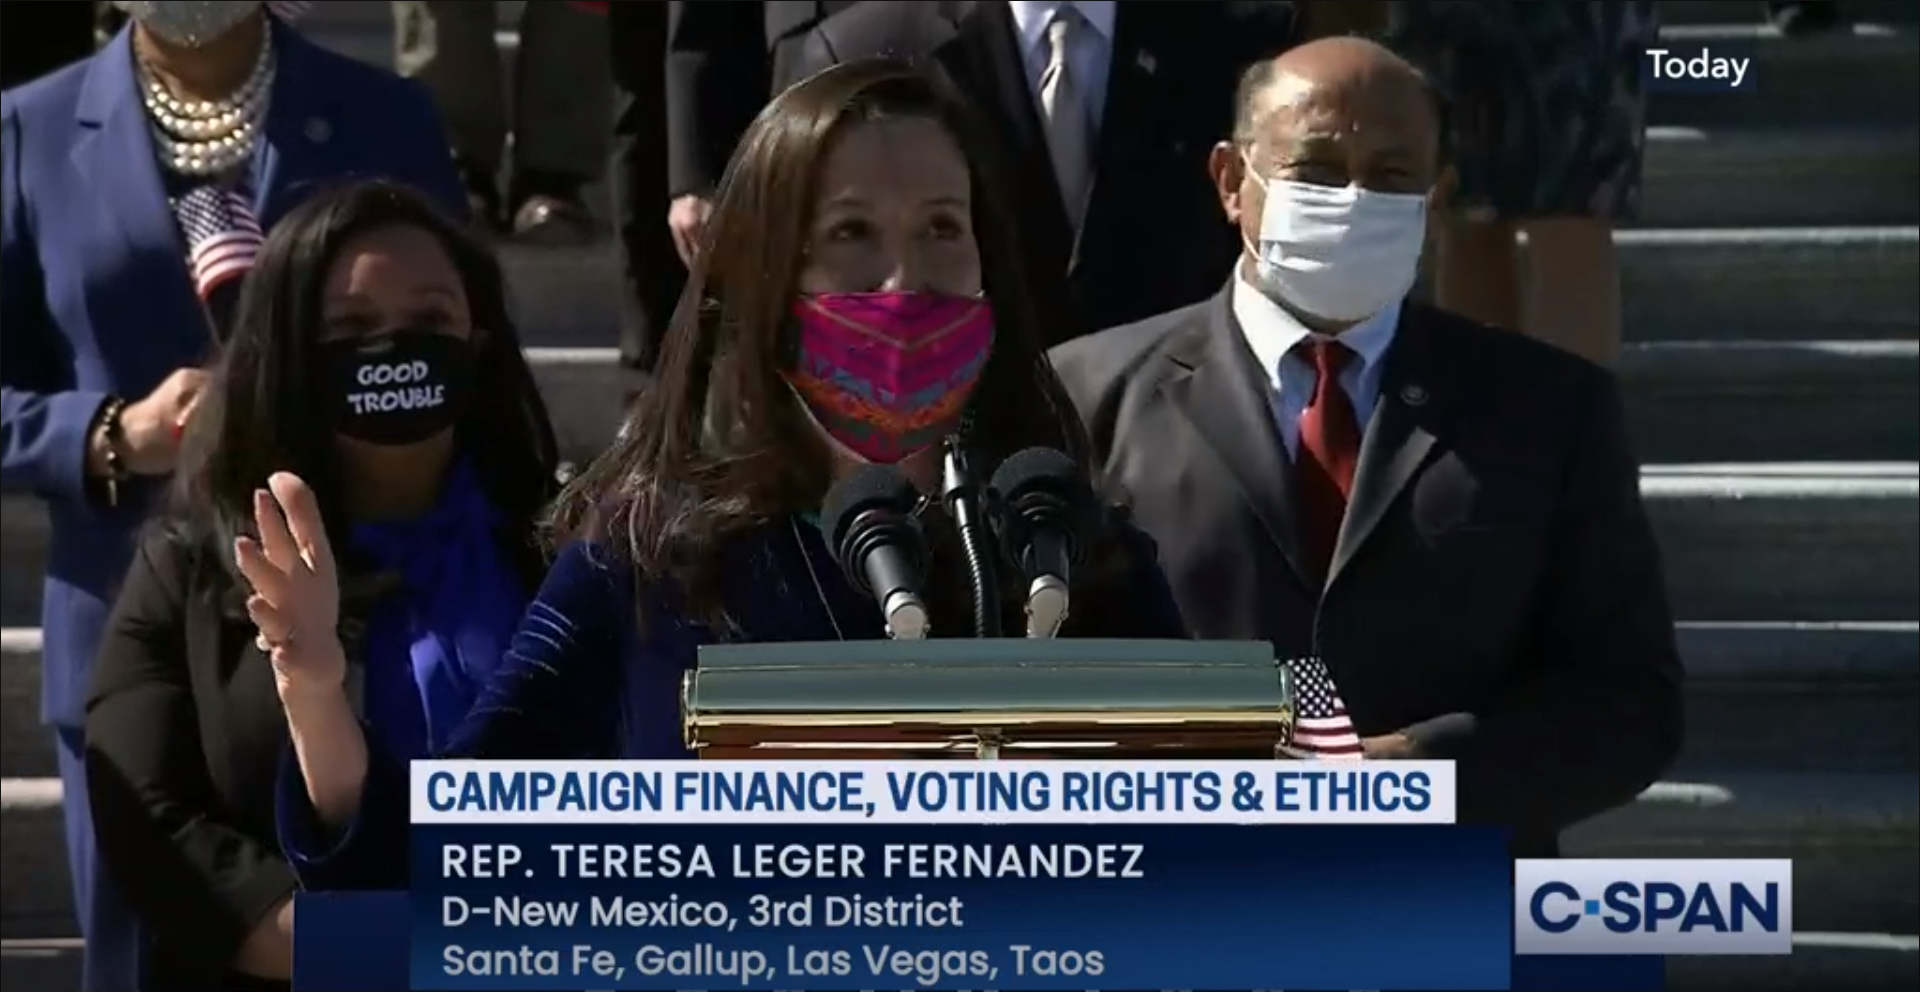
[
  {"xmin": 277, "ymin": 517, "xmax": 1190, "ymax": 890},
  {"xmin": 2, "ymin": 25, "xmax": 467, "ymax": 727}
]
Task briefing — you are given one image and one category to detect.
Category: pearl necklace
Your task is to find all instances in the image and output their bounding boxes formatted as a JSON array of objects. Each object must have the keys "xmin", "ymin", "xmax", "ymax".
[{"xmin": 139, "ymin": 28, "xmax": 276, "ymax": 178}]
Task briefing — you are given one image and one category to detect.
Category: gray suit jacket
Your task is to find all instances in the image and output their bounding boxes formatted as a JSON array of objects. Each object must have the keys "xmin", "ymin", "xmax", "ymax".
[{"xmin": 1049, "ymin": 287, "xmax": 1685, "ymax": 854}]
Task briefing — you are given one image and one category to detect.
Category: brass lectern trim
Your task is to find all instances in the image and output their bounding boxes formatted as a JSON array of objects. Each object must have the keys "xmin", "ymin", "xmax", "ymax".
[
  {"xmin": 687, "ymin": 708, "xmax": 1292, "ymax": 729},
  {"xmin": 681, "ymin": 670, "xmax": 697, "ymax": 750}
]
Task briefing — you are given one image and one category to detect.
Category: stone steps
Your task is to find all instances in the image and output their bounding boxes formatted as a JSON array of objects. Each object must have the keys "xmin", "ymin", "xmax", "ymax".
[
  {"xmin": 1617, "ymin": 340, "xmax": 1917, "ymax": 463},
  {"xmin": 1, "ymin": 778, "xmax": 73, "ymax": 941},
  {"xmin": 1600, "ymin": 226, "xmax": 1918, "ymax": 343},
  {"xmin": 464, "ymin": 124, "xmax": 1920, "ymax": 232},
  {"xmin": 0, "ymin": 940, "xmax": 81, "ymax": 992},
  {"xmin": 279, "ymin": 14, "xmax": 1920, "ymax": 358},
  {"xmin": 292, "ymin": 19, "xmax": 1920, "ymax": 231},
  {"xmin": 1642, "ymin": 463, "xmax": 1918, "ymax": 621},
  {"xmin": 1680, "ymin": 621, "xmax": 1919, "ymax": 774},
  {"xmin": 1650, "ymin": 24, "xmax": 1919, "ymax": 129},
  {"xmin": 1635, "ymin": 126, "xmax": 1919, "ymax": 228},
  {"xmin": 286, "ymin": 0, "xmax": 391, "ymax": 31},
  {"xmin": 491, "ymin": 226, "xmax": 1920, "ymax": 349},
  {"xmin": 0, "ymin": 337, "xmax": 1896, "ymax": 471},
  {"xmin": 5, "ymin": 462, "xmax": 1913, "ymax": 627},
  {"xmin": 3, "ymin": 619, "xmax": 1908, "ymax": 779},
  {"xmin": 1564, "ymin": 774, "xmax": 1920, "ymax": 934},
  {"xmin": 505, "ymin": 335, "xmax": 1920, "ymax": 468},
  {"xmin": 1667, "ymin": 933, "xmax": 1920, "ymax": 992},
  {"xmin": 1661, "ymin": 0, "xmax": 1920, "ymax": 26},
  {"xmin": 298, "ymin": 1, "xmax": 1920, "ymax": 35},
  {"xmin": 1637, "ymin": 42, "xmax": 1919, "ymax": 975},
  {"xmin": 5, "ymin": 459, "xmax": 1912, "ymax": 626},
  {"xmin": 543, "ymin": 124, "xmax": 1920, "ymax": 232},
  {"xmin": 299, "ymin": 14, "xmax": 1920, "ymax": 131}
]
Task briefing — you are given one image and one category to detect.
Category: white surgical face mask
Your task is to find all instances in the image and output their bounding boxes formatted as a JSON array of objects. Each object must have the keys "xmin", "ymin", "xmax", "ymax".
[
  {"xmin": 115, "ymin": 1, "xmax": 262, "ymax": 48},
  {"xmin": 1246, "ymin": 168, "xmax": 1429, "ymax": 322}
]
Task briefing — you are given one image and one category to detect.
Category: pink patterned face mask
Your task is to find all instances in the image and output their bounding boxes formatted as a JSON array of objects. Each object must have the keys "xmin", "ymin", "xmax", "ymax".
[{"xmin": 782, "ymin": 292, "xmax": 995, "ymax": 463}]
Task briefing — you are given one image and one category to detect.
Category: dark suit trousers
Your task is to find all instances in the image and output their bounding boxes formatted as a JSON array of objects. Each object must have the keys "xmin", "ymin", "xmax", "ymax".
[
  {"xmin": 392, "ymin": 0, "xmax": 610, "ymax": 185},
  {"xmin": 609, "ymin": 0, "xmax": 685, "ymax": 375},
  {"xmin": 57, "ymin": 726, "xmax": 142, "ymax": 991},
  {"xmin": 0, "ymin": 1, "xmax": 97, "ymax": 89}
]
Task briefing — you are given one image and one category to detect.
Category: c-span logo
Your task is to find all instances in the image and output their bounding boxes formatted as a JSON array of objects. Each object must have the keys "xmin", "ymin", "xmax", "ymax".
[{"xmin": 1515, "ymin": 859, "xmax": 1793, "ymax": 955}]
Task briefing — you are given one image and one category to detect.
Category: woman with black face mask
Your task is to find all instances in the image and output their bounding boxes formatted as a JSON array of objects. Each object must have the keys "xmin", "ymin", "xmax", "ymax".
[{"xmin": 82, "ymin": 180, "xmax": 558, "ymax": 991}]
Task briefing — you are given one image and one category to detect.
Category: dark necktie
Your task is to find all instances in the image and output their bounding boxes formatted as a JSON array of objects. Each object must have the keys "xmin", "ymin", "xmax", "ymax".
[{"xmin": 1293, "ymin": 338, "xmax": 1361, "ymax": 581}]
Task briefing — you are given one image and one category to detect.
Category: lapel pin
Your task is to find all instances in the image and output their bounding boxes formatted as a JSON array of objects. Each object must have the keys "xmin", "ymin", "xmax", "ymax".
[
  {"xmin": 1400, "ymin": 384, "xmax": 1429, "ymax": 407},
  {"xmin": 303, "ymin": 117, "xmax": 332, "ymax": 144},
  {"xmin": 1136, "ymin": 50, "xmax": 1157, "ymax": 74}
]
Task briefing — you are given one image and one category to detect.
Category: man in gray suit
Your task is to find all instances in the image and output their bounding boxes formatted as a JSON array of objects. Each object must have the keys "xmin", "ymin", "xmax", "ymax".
[{"xmin": 1048, "ymin": 37, "xmax": 1683, "ymax": 857}]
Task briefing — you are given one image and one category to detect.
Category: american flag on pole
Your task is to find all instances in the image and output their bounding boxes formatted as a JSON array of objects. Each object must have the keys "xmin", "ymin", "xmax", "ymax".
[
  {"xmin": 1288, "ymin": 655, "xmax": 1363, "ymax": 758},
  {"xmin": 178, "ymin": 185, "xmax": 264, "ymax": 300}
]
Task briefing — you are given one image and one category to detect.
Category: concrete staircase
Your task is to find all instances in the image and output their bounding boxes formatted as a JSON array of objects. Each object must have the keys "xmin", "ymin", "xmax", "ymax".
[
  {"xmin": 1573, "ymin": 5, "xmax": 1920, "ymax": 988},
  {"xmin": 5, "ymin": 2, "xmax": 1919, "ymax": 989}
]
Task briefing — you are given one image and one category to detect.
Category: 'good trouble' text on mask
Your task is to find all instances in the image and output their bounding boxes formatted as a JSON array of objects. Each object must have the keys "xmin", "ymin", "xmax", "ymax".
[{"xmin": 346, "ymin": 360, "xmax": 446, "ymax": 415}]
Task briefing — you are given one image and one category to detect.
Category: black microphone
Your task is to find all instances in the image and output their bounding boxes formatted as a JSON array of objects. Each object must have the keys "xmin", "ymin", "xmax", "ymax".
[
  {"xmin": 941, "ymin": 436, "xmax": 1001, "ymax": 638},
  {"xmin": 823, "ymin": 465, "xmax": 931, "ymax": 639},
  {"xmin": 990, "ymin": 447, "xmax": 1095, "ymax": 638}
]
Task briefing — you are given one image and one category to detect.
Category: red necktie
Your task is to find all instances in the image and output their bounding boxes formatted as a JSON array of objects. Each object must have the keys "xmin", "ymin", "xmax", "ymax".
[{"xmin": 1294, "ymin": 339, "xmax": 1361, "ymax": 580}]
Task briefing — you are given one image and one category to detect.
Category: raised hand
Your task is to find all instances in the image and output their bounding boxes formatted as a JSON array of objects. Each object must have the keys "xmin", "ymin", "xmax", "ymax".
[{"xmin": 234, "ymin": 472, "xmax": 344, "ymax": 700}]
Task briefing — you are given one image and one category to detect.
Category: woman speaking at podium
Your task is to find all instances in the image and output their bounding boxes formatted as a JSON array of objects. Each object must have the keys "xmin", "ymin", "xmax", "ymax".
[{"xmin": 251, "ymin": 59, "xmax": 1188, "ymax": 890}]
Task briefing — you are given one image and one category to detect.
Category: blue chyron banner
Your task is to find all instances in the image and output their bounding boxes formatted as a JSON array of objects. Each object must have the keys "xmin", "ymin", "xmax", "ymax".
[{"xmin": 289, "ymin": 824, "xmax": 1664, "ymax": 990}]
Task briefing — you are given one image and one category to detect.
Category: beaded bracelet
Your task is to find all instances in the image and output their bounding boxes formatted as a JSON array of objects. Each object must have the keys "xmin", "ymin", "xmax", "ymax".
[{"xmin": 91, "ymin": 396, "xmax": 129, "ymax": 509}]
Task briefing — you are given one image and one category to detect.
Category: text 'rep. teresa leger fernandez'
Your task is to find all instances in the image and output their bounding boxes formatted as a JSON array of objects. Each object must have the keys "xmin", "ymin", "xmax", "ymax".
[{"xmin": 444, "ymin": 841, "xmax": 1149, "ymax": 881}]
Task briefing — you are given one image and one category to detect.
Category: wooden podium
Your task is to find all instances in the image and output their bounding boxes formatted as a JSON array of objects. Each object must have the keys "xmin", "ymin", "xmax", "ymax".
[{"xmin": 681, "ymin": 639, "xmax": 1296, "ymax": 760}]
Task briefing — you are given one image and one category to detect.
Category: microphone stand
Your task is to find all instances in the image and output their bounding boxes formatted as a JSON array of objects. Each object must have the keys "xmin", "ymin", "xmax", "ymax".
[{"xmin": 940, "ymin": 435, "xmax": 1001, "ymax": 638}]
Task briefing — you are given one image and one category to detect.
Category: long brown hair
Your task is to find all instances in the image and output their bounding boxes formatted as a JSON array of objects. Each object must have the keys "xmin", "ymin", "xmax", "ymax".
[
  {"xmin": 548, "ymin": 58, "xmax": 1091, "ymax": 614},
  {"xmin": 171, "ymin": 180, "xmax": 559, "ymax": 587}
]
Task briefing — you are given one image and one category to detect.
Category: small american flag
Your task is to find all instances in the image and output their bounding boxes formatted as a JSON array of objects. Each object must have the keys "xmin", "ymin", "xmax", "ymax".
[
  {"xmin": 178, "ymin": 185, "xmax": 264, "ymax": 300},
  {"xmin": 265, "ymin": 0, "xmax": 312, "ymax": 23},
  {"xmin": 1288, "ymin": 655, "xmax": 1363, "ymax": 758}
]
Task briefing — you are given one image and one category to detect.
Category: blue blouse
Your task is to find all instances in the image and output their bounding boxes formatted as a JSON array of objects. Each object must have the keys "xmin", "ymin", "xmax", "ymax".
[
  {"xmin": 348, "ymin": 460, "xmax": 526, "ymax": 760},
  {"xmin": 277, "ymin": 516, "xmax": 1187, "ymax": 890}
]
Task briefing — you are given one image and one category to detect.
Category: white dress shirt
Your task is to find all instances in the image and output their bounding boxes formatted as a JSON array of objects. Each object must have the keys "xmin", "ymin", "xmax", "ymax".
[
  {"xmin": 1007, "ymin": 1, "xmax": 1117, "ymax": 129},
  {"xmin": 1231, "ymin": 272, "xmax": 1402, "ymax": 459}
]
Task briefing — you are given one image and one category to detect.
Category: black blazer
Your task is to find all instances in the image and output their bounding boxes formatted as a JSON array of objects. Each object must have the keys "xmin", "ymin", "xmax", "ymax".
[
  {"xmin": 663, "ymin": 0, "xmax": 860, "ymax": 199},
  {"xmin": 1049, "ymin": 289, "xmax": 1687, "ymax": 855},
  {"xmin": 787, "ymin": 1, "xmax": 1303, "ymax": 347},
  {"xmin": 83, "ymin": 524, "xmax": 547, "ymax": 990}
]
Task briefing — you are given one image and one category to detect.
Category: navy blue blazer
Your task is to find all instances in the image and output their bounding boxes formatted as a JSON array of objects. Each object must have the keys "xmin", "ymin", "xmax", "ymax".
[
  {"xmin": 278, "ymin": 515, "xmax": 1188, "ymax": 890},
  {"xmin": 2, "ymin": 25, "xmax": 467, "ymax": 727}
]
